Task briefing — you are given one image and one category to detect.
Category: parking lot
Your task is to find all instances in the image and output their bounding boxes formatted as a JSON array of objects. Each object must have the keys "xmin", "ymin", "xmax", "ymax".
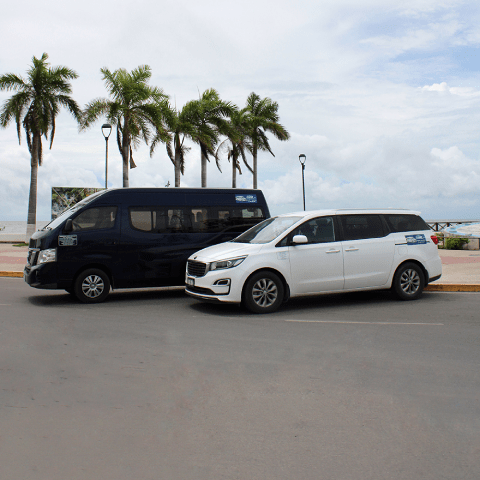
[{"xmin": 1, "ymin": 278, "xmax": 479, "ymax": 480}]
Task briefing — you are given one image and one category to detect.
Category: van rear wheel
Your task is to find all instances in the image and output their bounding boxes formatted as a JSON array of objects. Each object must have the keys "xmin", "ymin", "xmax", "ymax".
[{"xmin": 74, "ymin": 268, "xmax": 110, "ymax": 303}]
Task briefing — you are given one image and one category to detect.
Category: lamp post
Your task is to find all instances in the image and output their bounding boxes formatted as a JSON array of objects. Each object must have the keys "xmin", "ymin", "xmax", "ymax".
[
  {"xmin": 101, "ymin": 123, "xmax": 112, "ymax": 189},
  {"xmin": 299, "ymin": 154, "xmax": 306, "ymax": 211}
]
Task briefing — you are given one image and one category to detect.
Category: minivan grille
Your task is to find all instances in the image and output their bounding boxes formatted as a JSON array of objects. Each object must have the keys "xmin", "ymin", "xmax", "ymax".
[{"xmin": 187, "ymin": 260, "xmax": 208, "ymax": 277}]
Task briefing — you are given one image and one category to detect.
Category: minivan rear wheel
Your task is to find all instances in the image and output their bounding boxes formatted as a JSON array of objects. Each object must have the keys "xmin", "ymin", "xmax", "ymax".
[
  {"xmin": 243, "ymin": 271, "xmax": 284, "ymax": 314},
  {"xmin": 392, "ymin": 262, "xmax": 425, "ymax": 300},
  {"xmin": 74, "ymin": 268, "xmax": 110, "ymax": 303}
]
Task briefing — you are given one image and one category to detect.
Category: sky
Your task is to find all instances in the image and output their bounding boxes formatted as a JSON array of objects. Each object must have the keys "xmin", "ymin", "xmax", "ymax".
[{"xmin": 1, "ymin": 0, "xmax": 480, "ymax": 221}]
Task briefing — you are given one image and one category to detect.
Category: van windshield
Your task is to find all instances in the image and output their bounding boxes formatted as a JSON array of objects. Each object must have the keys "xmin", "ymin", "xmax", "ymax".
[
  {"xmin": 233, "ymin": 216, "xmax": 302, "ymax": 244},
  {"xmin": 42, "ymin": 190, "xmax": 108, "ymax": 231}
]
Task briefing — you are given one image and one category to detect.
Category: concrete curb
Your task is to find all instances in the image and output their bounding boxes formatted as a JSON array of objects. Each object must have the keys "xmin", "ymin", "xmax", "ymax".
[
  {"xmin": 0, "ymin": 271, "xmax": 23, "ymax": 278},
  {"xmin": 1, "ymin": 270, "xmax": 479, "ymax": 292},
  {"xmin": 424, "ymin": 284, "xmax": 480, "ymax": 292}
]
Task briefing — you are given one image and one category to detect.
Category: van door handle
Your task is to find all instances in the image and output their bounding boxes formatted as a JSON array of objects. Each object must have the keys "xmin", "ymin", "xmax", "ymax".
[
  {"xmin": 345, "ymin": 247, "xmax": 359, "ymax": 252},
  {"xmin": 326, "ymin": 249, "xmax": 341, "ymax": 254}
]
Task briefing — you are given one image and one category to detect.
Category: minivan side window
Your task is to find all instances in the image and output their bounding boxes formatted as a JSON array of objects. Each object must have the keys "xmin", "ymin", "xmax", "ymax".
[
  {"xmin": 72, "ymin": 207, "xmax": 117, "ymax": 231},
  {"xmin": 129, "ymin": 206, "xmax": 265, "ymax": 234},
  {"xmin": 283, "ymin": 216, "xmax": 336, "ymax": 245},
  {"xmin": 384, "ymin": 214, "xmax": 429, "ymax": 232},
  {"xmin": 340, "ymin": 215, "xmax": 385, "ymax": 240}
]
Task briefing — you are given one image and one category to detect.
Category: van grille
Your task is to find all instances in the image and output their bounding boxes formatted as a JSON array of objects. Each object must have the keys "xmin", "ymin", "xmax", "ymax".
[
  {"xmin": 27, "ymin": 249, "xmax": 39, "ymax": 266},
  {"xmin": 187, "ymin": 260, "xmax": 208, "ymax": 277}
]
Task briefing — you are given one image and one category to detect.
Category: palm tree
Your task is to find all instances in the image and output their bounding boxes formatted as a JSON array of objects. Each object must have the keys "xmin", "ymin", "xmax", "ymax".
[
  {"xmin": 151, "ymin": 94, "xmax": 229, "ymax": 188},
  {"xmin": 216, "ymin": 106, "xmax": 253, "ymax": 188},
  {"xmin": 82, "ymin": 65, "xmax": 169, "ymax": 187},
  {"xmin": 150, "ymin": 101, "xmax": 195, "ymax": 187},
  {"xmin": 244, "ymin": 92, "xmax": 290, "ymax": 189},
  {"xmin": 189, "ymin": 89, "xmax": 234, "ymax": 187},
  {"xmin": 0, "ymin": 53, "xmax": 81, "ymax": 242}
]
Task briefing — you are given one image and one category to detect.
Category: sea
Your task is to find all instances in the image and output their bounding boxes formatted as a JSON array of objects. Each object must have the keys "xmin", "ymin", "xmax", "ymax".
[{"xmin": 0, "ymin": 221, "xmax": 50, "ymax": 242}]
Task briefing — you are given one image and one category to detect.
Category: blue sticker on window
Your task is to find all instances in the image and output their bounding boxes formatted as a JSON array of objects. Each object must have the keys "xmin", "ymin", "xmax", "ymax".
[
  {"xmin": 405, "ymin": 234, "xmax": 426, "ymax": 245},
  {"xmin": 235, "ymin": 194, "xmax": 257, "ymax": 204}
]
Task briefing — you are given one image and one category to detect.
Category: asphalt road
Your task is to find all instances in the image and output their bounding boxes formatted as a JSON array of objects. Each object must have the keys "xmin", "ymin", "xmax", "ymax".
[{"xmin": 1, "ymin": 278, "xmax": 479, "ymax": 480}]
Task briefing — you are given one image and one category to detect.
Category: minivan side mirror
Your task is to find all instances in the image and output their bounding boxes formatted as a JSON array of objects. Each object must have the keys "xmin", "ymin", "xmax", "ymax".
[
  {"xmin": 64, "ymin": 219, "xmax": 73, "ymax": 233},
  {"xmin": 292, "ymin": 234, "xmax": 308, "ymax": 245}
]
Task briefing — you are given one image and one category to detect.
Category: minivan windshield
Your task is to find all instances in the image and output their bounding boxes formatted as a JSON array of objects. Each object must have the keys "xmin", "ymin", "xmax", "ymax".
[
  {"xmin": 233, "ymin": 216, "xmax": 302, "ymax": 244},
  {"xmin": 42, "ymin": 190, "xmax": 107, "ymax": 231}
]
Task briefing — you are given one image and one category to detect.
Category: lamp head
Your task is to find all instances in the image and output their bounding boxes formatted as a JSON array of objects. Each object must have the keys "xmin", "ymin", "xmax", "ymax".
[
  {"xmin": 299, "ymin": 154, "xmax": 306, "ymax": 165},
  {"xmin": 101, "ymin": 123, "xmax": 112, "ymax": 139}
]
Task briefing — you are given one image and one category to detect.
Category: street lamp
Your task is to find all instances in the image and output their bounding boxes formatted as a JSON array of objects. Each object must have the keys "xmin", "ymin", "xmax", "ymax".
[
  {"xmin": 299, "ymin": 154, "xmax": 306, "ymax": 211},
  {"xmin": 101, "ymin": 123, "xmax": 112, "ymax": 189}
]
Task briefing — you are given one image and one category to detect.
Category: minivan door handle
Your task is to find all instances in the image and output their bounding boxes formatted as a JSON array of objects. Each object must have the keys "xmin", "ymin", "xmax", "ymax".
[
  {"xmin": 326, "ymin": 249, "xmax": 341, "ymax": 254},
  {"xmin": 345, "ymin": 247, "xmax": 359, "ymax": 252}
]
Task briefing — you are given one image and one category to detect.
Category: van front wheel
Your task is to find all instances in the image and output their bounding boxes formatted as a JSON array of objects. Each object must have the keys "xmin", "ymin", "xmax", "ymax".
[
  {"xmin": 243, "ymin": 271, "xmax": 284, "ymax": 314},
  {"xmin": 74, "ymin": 268, "xmax": 110, "ymax": 303},
  {"xmin": 392, "ymin": 262, "xmax": 425, "ymax": 300}
]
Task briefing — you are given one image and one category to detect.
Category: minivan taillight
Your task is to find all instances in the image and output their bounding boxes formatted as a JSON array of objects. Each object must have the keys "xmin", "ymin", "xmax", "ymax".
[{"xmin": 430, "ymin": 235, "xmax": 439, "ymax": 245}]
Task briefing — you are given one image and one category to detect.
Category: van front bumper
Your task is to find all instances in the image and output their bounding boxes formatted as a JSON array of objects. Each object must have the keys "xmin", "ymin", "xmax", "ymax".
[{"xmin": 24, "ymin": 264, "xmax": 59, "ymax": 289}]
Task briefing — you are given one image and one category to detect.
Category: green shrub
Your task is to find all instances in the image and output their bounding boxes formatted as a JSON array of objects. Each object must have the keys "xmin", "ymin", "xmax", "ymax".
[{"xmin": 444, "ymin": 237, "xmax": 469, "ymax": 250}]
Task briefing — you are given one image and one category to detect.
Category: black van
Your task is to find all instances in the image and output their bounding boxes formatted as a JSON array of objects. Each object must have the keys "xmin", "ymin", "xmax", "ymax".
[{"xmin": 24, "ymin": 188, "xmax": 270, "ymax": 303}]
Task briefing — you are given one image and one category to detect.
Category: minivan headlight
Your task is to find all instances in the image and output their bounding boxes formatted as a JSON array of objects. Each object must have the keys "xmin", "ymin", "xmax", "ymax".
[
  {"xmin": 37, "ymin": 248, "xmax": 57, "ymax": 264},
  {"xmin": 209, "ymin": 256, "xmax": 246, "ymax": 271}
]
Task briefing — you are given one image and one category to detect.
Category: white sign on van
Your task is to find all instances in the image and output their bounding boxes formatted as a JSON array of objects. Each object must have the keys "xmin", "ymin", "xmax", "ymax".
[
  {"xmin": 236, "ymin": 194, "xmax": 257, "ymax": 204},
  {"xmin": 58, "ymin": 235, "xmax": 78, "ymax": 246}
]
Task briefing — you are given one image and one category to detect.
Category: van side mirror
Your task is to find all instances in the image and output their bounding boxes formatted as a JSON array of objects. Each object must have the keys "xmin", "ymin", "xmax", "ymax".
[
  {"xmin": 292, "ymin": 234, "xmax": 308, "ymax": 245},
  {"xmin": 64, "ymin": 219, "xmax": 73, "ymax": 233}
]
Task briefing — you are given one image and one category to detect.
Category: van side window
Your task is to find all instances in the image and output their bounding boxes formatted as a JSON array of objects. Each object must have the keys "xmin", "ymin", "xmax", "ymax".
[
  {"xmin": 129, "ymin": 206, "xmax": 265, "ymax": 234},
  {"xmin": 340, "ymin": 215, "xmax": 385, "ymax": 240},
  {"xmin": 72, "ymin": 207, "xmax": 117, "ymax": 231},
  {"xmin": 289, "ymin": 217, "xmax": 336, "ymax": 244},
  {"xmin": 384, "ymin": 214, "xmax": 429, "ymax": 232}
]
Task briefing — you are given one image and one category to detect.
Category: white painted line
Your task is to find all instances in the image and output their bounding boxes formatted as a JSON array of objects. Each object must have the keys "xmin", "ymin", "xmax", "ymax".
[{"xmin": 285, "ymin": 320, "xmax": 444, "ymax": 325}]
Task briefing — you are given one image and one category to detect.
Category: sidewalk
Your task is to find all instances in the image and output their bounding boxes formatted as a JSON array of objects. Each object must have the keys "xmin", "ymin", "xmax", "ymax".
[{"xmin": 1, "ymin": 243, "xmax": 480, "ymax": 291}]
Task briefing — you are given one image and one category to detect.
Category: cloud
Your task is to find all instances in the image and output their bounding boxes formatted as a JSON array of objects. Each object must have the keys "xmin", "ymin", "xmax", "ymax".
[{"xmin": 2, "ymin": 0, "xmax": 480, "ymax": 223}]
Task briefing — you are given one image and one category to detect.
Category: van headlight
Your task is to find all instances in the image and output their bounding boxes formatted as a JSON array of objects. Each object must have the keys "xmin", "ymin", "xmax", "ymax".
[
  {"xmin": 37, "ymin": 248, "xmax": 57, "ymax": 264},
  {"xmin": 209, "ymin": 256, "xmax": 246, "ymax": 271}
]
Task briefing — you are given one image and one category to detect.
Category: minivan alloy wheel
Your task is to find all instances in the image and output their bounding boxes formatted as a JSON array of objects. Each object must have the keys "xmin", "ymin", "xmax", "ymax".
[
  {"xmin": 392, "ymin": 262, "xmax": 425, "ymax": 301},
  {"xmin": 243, "ymin": 271, "xmax": 285, "ymax": 314},
  {"xmin": 252, "ymin": 278, "xmax": 278, "ymax": 308},
  {"xmin": 399, "ymin": 268, "xmax": 421, "ymax": 295}
]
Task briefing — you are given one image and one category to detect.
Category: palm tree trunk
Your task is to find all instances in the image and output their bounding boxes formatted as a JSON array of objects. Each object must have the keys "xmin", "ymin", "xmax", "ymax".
[
  {"xmin": 252, "ymin": 145, "xmax": 258, "ymax": 189},
  {"xmin": 232, "ymin": 151, "xmax": 237, "ymax": 188},
  {"xmin": 175, "ymin": 149, "xmax": 181, "ymax": 187},
  {"xmin": 122, "ymin": 121, "xmax": 129, "ymax": 187},
  {"xmin": 201, "ymin": 148, "xmax": 207, "ymax": 188},
  {"xmin": 25, "ymin": 138, "xmax": 39, "ymax": 243}
]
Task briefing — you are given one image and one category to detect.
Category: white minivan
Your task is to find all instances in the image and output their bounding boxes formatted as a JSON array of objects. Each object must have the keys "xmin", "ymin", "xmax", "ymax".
[{"xmin": 185, "ymin": 209, "xmax": 442, "ymax": 313}]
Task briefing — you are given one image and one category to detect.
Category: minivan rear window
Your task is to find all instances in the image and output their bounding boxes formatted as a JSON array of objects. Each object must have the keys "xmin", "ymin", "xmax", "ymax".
[
  {"xmin": 384, "ymin": 214, "xmax": 429, "ymax": 233},
  {"xmin": 129, "ymin": 206, "xmax": 265, "ymax": 234}
]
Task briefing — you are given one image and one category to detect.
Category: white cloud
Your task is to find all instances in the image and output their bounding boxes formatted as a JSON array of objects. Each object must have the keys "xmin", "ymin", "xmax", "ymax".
[{"xmin": 2, "ymin": 0, "xmax": 480, "ymax": 222}]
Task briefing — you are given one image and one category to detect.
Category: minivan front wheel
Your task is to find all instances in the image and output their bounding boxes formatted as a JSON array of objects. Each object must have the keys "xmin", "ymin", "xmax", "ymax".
[
  {"xmin": 392, "ymin": 262, "xmax": 425, "ymax": 300},
  {"xmin": 74, "ymin": 268, "xmax": 110, "ymax": 303},
  {"xmin": 243, "ymin": 271, "xmax": 284, "ymax": 314}
]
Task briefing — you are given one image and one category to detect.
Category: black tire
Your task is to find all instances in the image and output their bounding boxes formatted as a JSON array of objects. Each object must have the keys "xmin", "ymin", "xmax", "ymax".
[
  {"xmin": 243, "ymin": 271, "xmax": 284, "ymax": 314},
  {"xmin": 392, "ymin": 262, "xmax": 425, "ymax": 300},
  {"xmin": 74, "ymin": 268, "xmax": 110, "ymax": 304}
]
